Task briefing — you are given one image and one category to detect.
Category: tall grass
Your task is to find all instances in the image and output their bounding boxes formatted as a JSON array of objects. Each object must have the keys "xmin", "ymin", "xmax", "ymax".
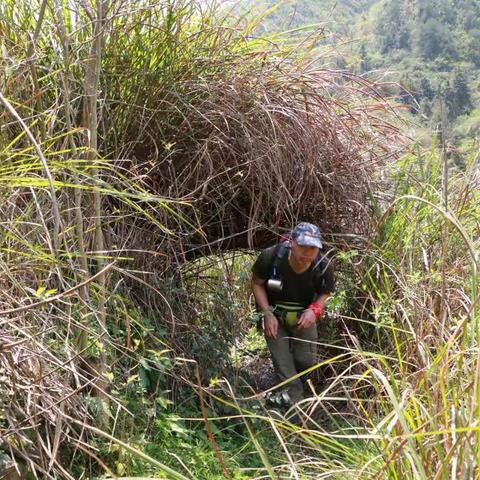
[
  {"xmin": 0, "ymin": 1, "xmax": 188, "ymax": 477},
  {"xmin": 0, "ymin": 0, "xmax": 435, "ymax": 478},
  {"xmin": 357, "ymin": 145, "xmax": 479, "ymax": 479},
  {"xmin": 204, "ymin": 144, "xmax": 478, "ymax": 479},
  {"xmin": 159, "ymin": 143, "xmax": 477, "ymax": 480},
  {"xmin": 97, "ymin": 0, "xmax": 405, "ymax": 262}
]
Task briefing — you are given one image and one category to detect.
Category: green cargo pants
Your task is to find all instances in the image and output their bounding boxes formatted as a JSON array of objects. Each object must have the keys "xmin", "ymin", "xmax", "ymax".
[{"xmin": 265, "ymin": 317, "xmax": 318, "ymax": 404}]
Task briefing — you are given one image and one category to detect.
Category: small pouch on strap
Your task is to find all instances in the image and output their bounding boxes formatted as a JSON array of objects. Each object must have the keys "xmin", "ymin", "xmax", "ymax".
[
  {"xmin": 285, "ymin": 311, "xmax": 299, "ymax": 327},
  {"xmin": 276, "ymin": 308, "xmax": 303, "ymax": 327}
]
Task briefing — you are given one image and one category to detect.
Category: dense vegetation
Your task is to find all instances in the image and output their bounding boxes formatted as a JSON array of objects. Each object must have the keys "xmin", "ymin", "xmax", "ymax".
[{"xmin": 0, "ymin": 0, "xmax": 478, "ymax": 479}]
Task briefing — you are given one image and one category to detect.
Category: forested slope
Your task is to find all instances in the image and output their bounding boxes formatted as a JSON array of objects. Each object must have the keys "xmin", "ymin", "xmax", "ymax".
[{"xmin": 228, "ymin": 0, "xmax": 480, "ymax": 148}]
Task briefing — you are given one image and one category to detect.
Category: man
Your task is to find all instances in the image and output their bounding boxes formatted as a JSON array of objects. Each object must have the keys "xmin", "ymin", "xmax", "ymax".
[{"xmin": 251, "ymin": 222, "xmax": 335, "ymax": 405}]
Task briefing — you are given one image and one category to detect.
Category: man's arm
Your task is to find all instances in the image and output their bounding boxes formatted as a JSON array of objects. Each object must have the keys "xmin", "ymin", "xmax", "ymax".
[
  {"xmin": 297, "ymin": 258, "xmax": 335, "ymax": 330},
  {"xmin": 312, "ymin": 293, "xmax": 330, "ymax": 310},
  {"xmin": 251, "ymin": 274, "xmax": 279, "ymax": 339},
  {"xmin": 296, "ymin": 292, "xmax": 330, "ymax": 330}
]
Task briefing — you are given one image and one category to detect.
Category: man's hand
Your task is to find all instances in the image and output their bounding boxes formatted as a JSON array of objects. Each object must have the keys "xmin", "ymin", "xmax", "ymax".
[
  {"xmin": 264, "ymin": 312, "xmax": 279, "ymax": 339},
  {"xmin": 297, "ymin": 308, "xmax": 318, "ymax": 330}
]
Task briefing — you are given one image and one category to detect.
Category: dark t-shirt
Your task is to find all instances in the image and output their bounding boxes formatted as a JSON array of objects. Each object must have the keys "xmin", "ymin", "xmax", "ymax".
[{"xmin": 252, "ymin": 245, "xmax": 335, "ymax": 310}]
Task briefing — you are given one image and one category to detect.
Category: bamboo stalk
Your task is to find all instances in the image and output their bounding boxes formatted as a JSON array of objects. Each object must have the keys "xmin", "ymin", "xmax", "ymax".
[
  {"xmin": 53, "ymin": 0, "xmax": 91, "ymax": 351},
  {"xmin": 82, "ymin": 0, "xmax": 109, "ymax": 404},
  {"xmin": 25, "ymin": 0, "xmax": 48, "ymax": 143}
]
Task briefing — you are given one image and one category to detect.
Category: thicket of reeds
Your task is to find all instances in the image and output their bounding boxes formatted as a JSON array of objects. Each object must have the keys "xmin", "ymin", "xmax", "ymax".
[
  {"xmin": 184, "ymin": 148, "xmax": 479, "ymax": 480},
  {"xmin": 1, "ymin": 0, "xmax": 478, "ymax": 478}
]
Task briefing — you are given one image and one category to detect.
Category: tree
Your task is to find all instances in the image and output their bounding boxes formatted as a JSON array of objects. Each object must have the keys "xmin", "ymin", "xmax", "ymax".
[
  {"xmin": 359, "ymin": 44, "xmax": 370, "ymax": 72},
  {"xmin": 447, "ymin": 69, "xmax": 472, "ymax": 118},
  {"xmin": 375, "ymin": 1, "xmax": 410, "ymax": 53}
]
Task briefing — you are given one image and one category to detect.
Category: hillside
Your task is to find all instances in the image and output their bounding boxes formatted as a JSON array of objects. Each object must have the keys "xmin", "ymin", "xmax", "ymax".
[{"xmin": 227, "ymin": 0, "xmax": 480, "ymax": 148}]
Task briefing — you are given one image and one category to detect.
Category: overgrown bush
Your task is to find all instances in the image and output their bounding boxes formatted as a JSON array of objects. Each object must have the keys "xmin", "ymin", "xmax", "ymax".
[{"xmin": 0, "ymin": 0, "xmax": 440, "ymax": 478}]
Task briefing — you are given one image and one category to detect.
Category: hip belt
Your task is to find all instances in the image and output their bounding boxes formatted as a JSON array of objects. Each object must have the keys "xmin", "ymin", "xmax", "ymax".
[{"xmin": 274, "ymin": 305, "xmax": 305, "ymax": 327}]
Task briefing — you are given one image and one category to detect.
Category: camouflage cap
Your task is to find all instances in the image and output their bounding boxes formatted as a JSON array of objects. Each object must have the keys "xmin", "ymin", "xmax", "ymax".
[{"xmin": 291, "ymin": 222, "xmax": 323, "ymax": 249}]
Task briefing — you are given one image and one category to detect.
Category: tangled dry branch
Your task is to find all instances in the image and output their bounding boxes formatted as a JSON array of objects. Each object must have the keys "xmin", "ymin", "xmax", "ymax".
[{"xmin": 106, "ymin": 56, "xmax": 407, "ymax": 268}]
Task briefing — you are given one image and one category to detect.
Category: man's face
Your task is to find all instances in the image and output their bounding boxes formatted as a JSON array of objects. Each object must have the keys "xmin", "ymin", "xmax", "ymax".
[{"xmin": 290, "ymin": 240, "xmax": 319, "ymax": 266}]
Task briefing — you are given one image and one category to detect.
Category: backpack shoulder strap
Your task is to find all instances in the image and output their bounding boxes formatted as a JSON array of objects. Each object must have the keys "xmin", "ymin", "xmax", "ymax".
[
  {"xmin": 270, "ymin": 241, "xmax": 290, "ymax": 279},
  {"xmin": 312, "ymin": 249, "xmax": 333, "ymax": 276}
]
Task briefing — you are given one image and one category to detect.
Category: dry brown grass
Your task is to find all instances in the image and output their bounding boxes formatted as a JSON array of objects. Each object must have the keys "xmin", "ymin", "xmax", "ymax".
[
  {"xmin": 0, "ymin": 1, "xmax": 410, "ymax": 477},
  {"xmin": 107, "ymin": 59, "xmax": 408, "ymax": 264}
]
